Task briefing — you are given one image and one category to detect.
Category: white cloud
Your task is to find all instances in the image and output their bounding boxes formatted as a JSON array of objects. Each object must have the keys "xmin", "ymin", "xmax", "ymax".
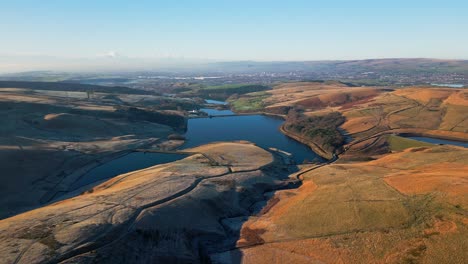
[{"xmin": 99, "ymin": 50, "xmax": 121, "ymax": 58}]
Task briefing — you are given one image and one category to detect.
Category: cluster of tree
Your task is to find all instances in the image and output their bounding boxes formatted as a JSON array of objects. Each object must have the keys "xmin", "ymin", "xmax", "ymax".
[
  {"xmin": 115, "ymin": 106, "xmax": 187, "ymax": 130},
  {"xmin": 284, "ymin": 110, "xmax": 345, "ymax": 153},
  {"xmin": 265, "ymin": 105, "xmax": 293, "ymax": 115},
  {"xmin": 147, "ymin": 99, "xmax": 199, "ymax": 111}
]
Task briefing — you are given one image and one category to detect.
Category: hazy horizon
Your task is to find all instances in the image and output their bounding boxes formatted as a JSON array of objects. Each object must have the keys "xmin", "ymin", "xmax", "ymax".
[
  {"xmin": 1, "ymin": 56, "xmax": 468, "ymax": 74},
  {"xmin": 1, "ymin": 0, "xmax": 468, "ymax": 72}
]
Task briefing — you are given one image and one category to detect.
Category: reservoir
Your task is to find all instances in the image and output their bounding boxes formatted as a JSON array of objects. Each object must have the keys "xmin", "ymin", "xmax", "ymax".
[
  {"xmin": 69, "ymin": 107, "xmax": 322, "ymax": 190},
  {"xmin": 183, "ymin": 114, "xmax": 323, "ymax": 164}
]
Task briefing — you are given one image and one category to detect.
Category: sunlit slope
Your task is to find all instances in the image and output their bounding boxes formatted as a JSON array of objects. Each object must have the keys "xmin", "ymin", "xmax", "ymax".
[
  {"xmin": 230, "ymin": 82, "xmax": 467, "ymax": 159},
  {"xmin": 225, "ymin": 145, "xmax": 468, "ymax": 263}
]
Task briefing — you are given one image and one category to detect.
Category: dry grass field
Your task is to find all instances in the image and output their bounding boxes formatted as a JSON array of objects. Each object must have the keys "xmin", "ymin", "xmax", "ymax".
[
  {"xmin": 230, "ymin": 82, "xmax": 468, "ymax": 157},
  {"xmin": 216, "ymin": 82, "xmax": 468, "ymax": 263},
  {"xmin": 217, "ymin": 145, "xmax": 468, "ymax": 263}
]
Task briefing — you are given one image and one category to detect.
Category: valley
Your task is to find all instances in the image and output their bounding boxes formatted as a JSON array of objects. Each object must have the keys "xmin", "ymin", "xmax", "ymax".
[
  {"xmin": 3, "ymin": 1, "xmax": 467, "ymax": 263},
  {"xmin": 0, "ymin": 80, "xmax": 466, "ymax": 263}
]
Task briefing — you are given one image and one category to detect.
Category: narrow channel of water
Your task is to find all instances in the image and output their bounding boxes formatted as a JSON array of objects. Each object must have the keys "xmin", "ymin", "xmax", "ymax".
[
  {"xmin": 430, "ymin": 83, "xmax": 465, "ymax": 88},
  {"xmin": 404, "ymin": 136, "xmax": 468, "ymax": 148},
  {"xmin": 70, "ymin": 152, "xmax": 187, "ymax": 190}
]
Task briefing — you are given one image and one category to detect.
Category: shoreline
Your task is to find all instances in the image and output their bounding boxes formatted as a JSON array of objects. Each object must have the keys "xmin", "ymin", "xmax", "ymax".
[
  {"xmin": 41, "ymin": 138, "xmax": 186, "ymax": 205},
  {"xmin": 199, "ymin": 104, "xmax": 468, "ymax": 162},
  {"xmin": 223, "ymin": 105, "xmax": 335, "ymax": 160},
  {"xmin": 241, "ymin": 110, "xmax": 335, "ymax": 160},
  {"xmin": 278, "ymin": 123, "xmax": 334, "ymax": 160},
  {"xmin": 195, "ymin": 105, "xmax": 334, "ymax": 161}
]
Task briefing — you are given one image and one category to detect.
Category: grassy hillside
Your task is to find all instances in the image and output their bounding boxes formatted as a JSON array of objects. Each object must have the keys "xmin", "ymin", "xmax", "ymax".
[
  {"xmin": 233, "ymin": 145, "xmax": 468, "ymax": 263},
  {"xmin": 198, "ymin": 84, "xmax": 270, "ymax": 100},
  {"xmin": 387, "ymin": 135, "xmax": 433, "ymax": 151},
  {"xmin": 229, "ymin": 92, "xmax": 269, "ymax": 112}
]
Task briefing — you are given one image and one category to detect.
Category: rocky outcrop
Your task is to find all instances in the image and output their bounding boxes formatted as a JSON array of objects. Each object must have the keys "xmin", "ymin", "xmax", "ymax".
[{"xmin": 0, "ymin": 142, "xmax": 297, "ymax": 264}]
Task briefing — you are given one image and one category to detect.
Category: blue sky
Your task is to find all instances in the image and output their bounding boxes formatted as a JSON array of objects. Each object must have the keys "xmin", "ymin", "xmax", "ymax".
[{"xmin": 1, "ymin": 0, "xmax": 468, "ymax": 62}]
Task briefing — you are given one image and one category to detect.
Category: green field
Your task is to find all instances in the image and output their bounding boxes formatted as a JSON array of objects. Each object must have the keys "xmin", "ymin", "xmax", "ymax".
[
  {"xmin": 229, "ymin": 95, "xmax": 268, "ymax": 112},
  {"xmin": 387, "ymin": 135, "xmax": 433, "ymax": 151}
]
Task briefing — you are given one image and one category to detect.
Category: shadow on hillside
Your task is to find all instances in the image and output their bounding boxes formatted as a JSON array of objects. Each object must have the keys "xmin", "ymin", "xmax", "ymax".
[
  {"xmin": 0, "ymin": 147, "xmax": 85, "ymax": 220},
  {"xmin": 206, "ymin": 158, "xmax": 303, "ymax": 263}
]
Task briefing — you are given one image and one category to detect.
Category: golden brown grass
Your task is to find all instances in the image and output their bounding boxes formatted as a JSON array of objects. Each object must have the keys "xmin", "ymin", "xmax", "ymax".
[{"xmin": 235, "ymin": 145, "xmax": 468, "ymax": 263}]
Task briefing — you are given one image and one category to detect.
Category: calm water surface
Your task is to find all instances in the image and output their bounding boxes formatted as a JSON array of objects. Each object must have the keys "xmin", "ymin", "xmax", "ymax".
[
  {"xmin": 200, "ymin": 108, "xmax": 235, "ymax": 116},
  {"xmin": 183, "ymin": 115, "xmax": 323, "ymax": 164},
  {"xmin": 205, "ymin": 99, "xmax": 229, "ymax": 105}
]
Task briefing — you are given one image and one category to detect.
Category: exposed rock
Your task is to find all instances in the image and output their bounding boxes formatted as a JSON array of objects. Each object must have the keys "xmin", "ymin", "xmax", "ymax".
[{"xmin": 0, "ymin": 142, "xmax": 294, "ymax": 263}]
